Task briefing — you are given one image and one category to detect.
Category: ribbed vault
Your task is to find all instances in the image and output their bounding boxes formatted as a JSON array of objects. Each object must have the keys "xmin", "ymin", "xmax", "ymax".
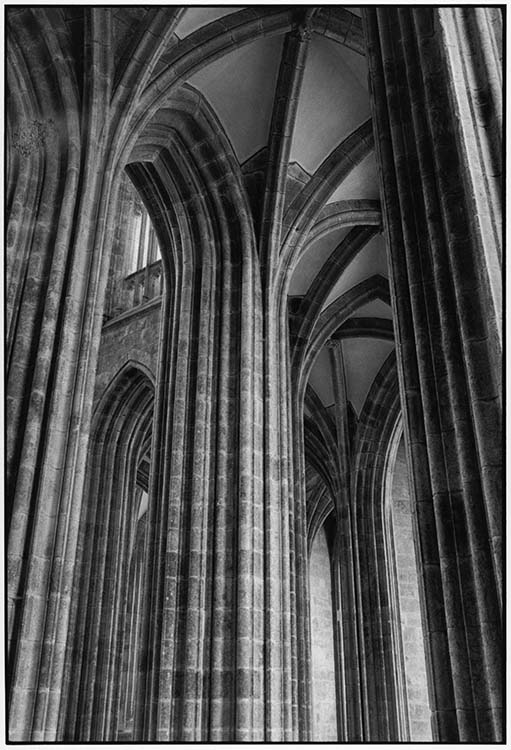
[{"xmin": 6, "ymin": 6, "xmax": 501, "ymax": 744}]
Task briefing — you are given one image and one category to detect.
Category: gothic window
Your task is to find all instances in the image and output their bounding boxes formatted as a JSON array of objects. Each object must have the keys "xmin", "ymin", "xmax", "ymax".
[
  {"xmin": 104, "ymin": 175, "xmax": 163, "ymax": 320},
  {"xmin": 125, "ymin": 193, "xmax": 160, "ymax": 276}
]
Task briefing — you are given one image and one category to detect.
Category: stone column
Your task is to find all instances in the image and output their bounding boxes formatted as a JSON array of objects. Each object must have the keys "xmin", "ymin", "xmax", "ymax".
[
  {"xmin": 260, "ymin": 25, "xmax": 313, "ymax": 741},
  {"xmin": 6, "ymin": 7, "xmax": 189, "ymax": 741},
  {"xmin": 327, "ymin": 341, "xmax": 363, "ymax": 741},
  {"xmin": 126, "ymin": 134, "xmax": 265, "ymax": 743},
  {"xmin": 264, "ymin": 311, "xmax": 299, "ymax": 741},
  {"xmin": 106, "ymin": 176, "xmax": 138, "ymax": 318},
  {"xmin": 351, "ymin": 354, "xmax": 406, "ymax": 740},
  {"xmin": 363, "ymin": 7, "xmax": 502, "ymax": 741},
  {"xmin": 5, "ymin": 8, "xmax": 131, "ymax": 741}
]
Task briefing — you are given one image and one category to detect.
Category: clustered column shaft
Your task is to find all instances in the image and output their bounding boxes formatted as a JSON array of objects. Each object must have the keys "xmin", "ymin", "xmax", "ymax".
[
  {"xmin": 328, "ymin": 341, "xmax": 364, "ymax": 741},
  {"xmin": 6, "ymin": 6, "xmax": 502, "ymax": 744},
  {"xmin": 363, "ymin": 7, "xmax": 502, "ymax": 741}
]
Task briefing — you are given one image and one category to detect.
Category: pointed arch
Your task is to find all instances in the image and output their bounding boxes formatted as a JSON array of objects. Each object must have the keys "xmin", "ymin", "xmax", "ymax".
[
  {"xmin": 64, "ymin": 364, "xmax": 155, "ymax": 740},
  {"xmin": 302, "ymin": 200, "xmax": 381, "ymax": 257},
  {"xmin": 295, "ymin": 274, "xmax": 391, "ymax": 406},
  {"xmin": 350, "ymin": 351, "xmax": 429, "ymax": 740},
  {"xmin": 119, "ymin": 88, "xmax": 264, "ymax": 741},
  {"xmin": 277, "ymin": 118, "xmax": 375, "ymax": 299},
  {"xmin": 291, "ymin": 226, "xmax": 380, "ymax": 369}
]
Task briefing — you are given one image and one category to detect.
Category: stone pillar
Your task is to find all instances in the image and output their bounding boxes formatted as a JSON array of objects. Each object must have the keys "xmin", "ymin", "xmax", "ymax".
[
  {"xmin": 7, "ymin": 133, "xmax": 119, "ymax": 741},
  {"xmin": 125, "ymin": 131, "xmax": 266, "ymax": 743},
  {"xmin": 6, "ymin": 7, "xmax": 189, "ymax": 742},
  {"xmin": 351, "ymin": 354, "xmax": 405, "ymax": 741},
  {"xmin": 6, "ymin": 13, "xmax": 118, "ymax": 742},
  {"xmin": 363, "ymin": 7, "xmax": 502, "ymax": 741},
  {"xmin": 105, "ymin": 176, "xmax": 138, "ymax": 318},
  {"xmin": 264, "ymin": 313, "xmax": 299, "ymax": 741},
  {"xmin": 309, "ymin": 525, "xmax": 338, "ymax": 740},
  {"xmin": 390, "ymin": 436, "xmax": 432, "ymax": 741},
  {"xmin": 327, "ymin": 341, "xmax": 363, "ymax": 741},
  {"xmin": 260, "ymin": 25, "xmax": 313, "ymax": 741}
]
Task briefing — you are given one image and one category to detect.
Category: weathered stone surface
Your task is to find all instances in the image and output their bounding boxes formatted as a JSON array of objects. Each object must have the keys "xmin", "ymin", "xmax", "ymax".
[
  {"xmin": 364, "ymin": 5, "xmax": 502, "ymax": 742},
  {"xmin": 6, "ymin": 5, "xmax": 501, "ymax": 744},
  {"xmin": 391, "ymin": 438, "xmax": 431, "ymax": 741},
  {"xmin": 11, "ymin": 118, "xmax": 56, "ymax": 157},
  {"xmin": 309, "ymin": 526, "xmax": 337, "ymax": 740}
]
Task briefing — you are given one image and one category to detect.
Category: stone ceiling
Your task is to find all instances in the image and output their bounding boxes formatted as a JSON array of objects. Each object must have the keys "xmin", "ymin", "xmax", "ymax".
[{"xmin": 129, "ymin": 6, "xmax": 394, "ymax": 419}]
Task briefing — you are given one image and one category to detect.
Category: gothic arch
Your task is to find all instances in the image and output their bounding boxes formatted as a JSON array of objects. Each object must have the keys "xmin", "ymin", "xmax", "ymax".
[
  {"xmin": 302, "ymin": 200, "xmax": 381, "ymax": 254},
  {"xmin": 113, "ymin": 89, "xmax": 265, "ymax": 741},
  {"xmin": 295, "ymin": 274, "xmax": 391, "ymax": 405},
  {"xmin": 291, "ymin": 227, "xmax": 380, "ymax": 369},
  {"xmin": 91, "ymin": 361, "xmax": 156, "ymax": 420},
  {"xmin": 127, "ymin": 8, "xmax": 364, "ymax": 162},
  {"xmin": 64, "ymin": 364, "xmax": 155, "ymax": 740},
  {"xmin": 6, "ymin": 7, "xmax": 502, "ymax": 744},
  {"xmin": 351, "ymin": 352, "xmax": 405, "ymax": 739},
  {"xmin": 304, "ymin": 388, "xmax": 340, "ymax": 505},
  {"xmin": 274, "ymin": 119, "xmax": 376, "ymax": 317}
]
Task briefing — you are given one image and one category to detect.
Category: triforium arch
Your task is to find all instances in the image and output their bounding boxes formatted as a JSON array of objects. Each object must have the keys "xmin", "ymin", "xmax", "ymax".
[{"xmin": 6, "ymin": 6, "xmax": 502, "ymax": 743}]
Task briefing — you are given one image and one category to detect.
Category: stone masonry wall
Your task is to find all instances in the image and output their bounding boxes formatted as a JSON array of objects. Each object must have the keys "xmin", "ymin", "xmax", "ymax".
[
  {"xmin": 391, "ymin": 439, "xmax": 431, "ymax": 741},
  {"xmin": 309, "ymin": 527, "xmax": 338, "ymax": 741},
  {"xmin": 93, "ymin": 301, "xmax": 162, "ymax": 411}
]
